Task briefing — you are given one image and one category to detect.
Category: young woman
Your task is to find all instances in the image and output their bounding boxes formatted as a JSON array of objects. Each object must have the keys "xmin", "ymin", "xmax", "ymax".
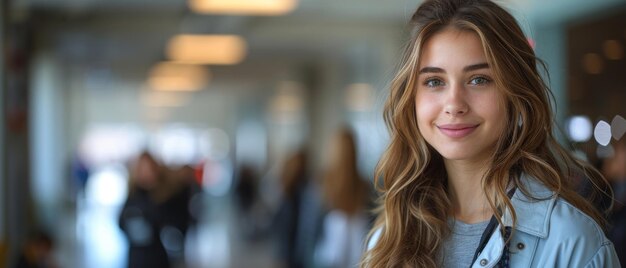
[
  {"xmin": 315, "ymin": 127, "xmax": 371, "ymax": 268},
  {"xmin": 362, "ymin": 0, "xmax": 621, "ymax": 267}
]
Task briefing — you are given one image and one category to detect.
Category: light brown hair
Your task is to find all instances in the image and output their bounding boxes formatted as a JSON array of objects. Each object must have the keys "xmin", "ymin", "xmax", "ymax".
[{"xmin": 323, "ymin": 127, "xmax": 369, "ymax": 215}]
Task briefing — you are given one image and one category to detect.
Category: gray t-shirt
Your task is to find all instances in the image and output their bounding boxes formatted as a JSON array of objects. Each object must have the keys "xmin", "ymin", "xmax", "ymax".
[{"xmin": 442, "ymin": 219, "xmax": 490, "ymax": 268}]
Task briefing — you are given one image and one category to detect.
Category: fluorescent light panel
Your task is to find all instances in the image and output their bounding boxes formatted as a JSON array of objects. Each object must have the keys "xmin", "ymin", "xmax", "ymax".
[
  {"xmin": 148, "ymin": 62, "xmax": 209, "ymax": 91},
  {"xmin": 189, "ymin": 0, "xmax": 297, "ymax": 16},
  {"xmin": 167, "ymin": 35, "xmax": 247, "ymax": 65}
]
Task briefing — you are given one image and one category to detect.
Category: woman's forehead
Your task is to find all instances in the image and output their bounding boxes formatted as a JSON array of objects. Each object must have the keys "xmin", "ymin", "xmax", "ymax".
[{"xmin": 418, "ymin": 29, "xmax": 488, "ymax": 72}]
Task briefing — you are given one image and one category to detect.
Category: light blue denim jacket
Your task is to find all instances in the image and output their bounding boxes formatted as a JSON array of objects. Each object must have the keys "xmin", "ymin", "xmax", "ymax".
[
  {"xmin": 471, "ymin": 175, "xmax": 621, "ymax": 268},
  {"xmin": 367, "ymin": 175, "xmax": 622, "ymax": 267}
]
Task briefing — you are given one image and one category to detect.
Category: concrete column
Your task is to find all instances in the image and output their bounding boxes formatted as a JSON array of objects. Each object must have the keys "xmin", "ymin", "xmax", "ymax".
[
  {"xmin": 29, "ymin": 52, "xmax": 65, "ymax": 232},
  {"xmin": 0, "ymin": 0, "xmax": 6, "ymax": 265},
  {"xmin": 534, "ymin": 23, "xmax": 568, "ymax": 125}
]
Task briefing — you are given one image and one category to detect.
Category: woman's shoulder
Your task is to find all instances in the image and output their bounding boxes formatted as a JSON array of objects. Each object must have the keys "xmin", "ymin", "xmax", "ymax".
[
  {"xmin": 550, "ymin": 198, "xmax": 607, "ymax": 241},
  {"xmin": 510, "ymin": 177, "xmax": 621, "ymax": 266},
  {"xmin": 512, "ymin": 175, "xmax": 610, "ymax": 246},
  {"xmin": 515, "ymin": 196, "xmax": 621, "ymax": 267}
]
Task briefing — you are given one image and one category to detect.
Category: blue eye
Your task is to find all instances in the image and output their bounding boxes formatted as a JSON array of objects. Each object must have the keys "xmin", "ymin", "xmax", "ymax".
[
  {"xmin": 425, "ymin": 78, "xmax": 445, "ymax": 88},
  {"xmin": 469, "ymin": 76, "xmax": 491, "ymax": 85}
]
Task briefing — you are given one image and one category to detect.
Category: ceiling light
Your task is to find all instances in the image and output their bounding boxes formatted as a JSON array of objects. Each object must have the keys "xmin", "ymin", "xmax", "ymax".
[
  {"xmin": 147, "ymin": 62, "xmax": 209, "ymax": 91},
  {"xmin": 189, "ymin": 0, "xmax": 297, "ymax": 16},
  {"xmin": 167, "ymin": 35, "xmax": 247, "ymax": 65}
]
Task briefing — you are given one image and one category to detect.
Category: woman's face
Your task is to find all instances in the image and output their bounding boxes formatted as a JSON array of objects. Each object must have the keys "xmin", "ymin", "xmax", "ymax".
[{"xmin": 415, "ymin": 29, "xmax": 506, "ymax": 164}]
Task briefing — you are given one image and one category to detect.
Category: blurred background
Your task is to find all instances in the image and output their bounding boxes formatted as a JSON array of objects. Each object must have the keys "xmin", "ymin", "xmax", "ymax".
[{"xmin": 0, "ymin": 0, "xmax": 625, "ymax": 267}]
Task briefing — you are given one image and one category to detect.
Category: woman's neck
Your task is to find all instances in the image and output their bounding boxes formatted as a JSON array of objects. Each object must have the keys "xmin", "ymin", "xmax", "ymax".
[{"xmin": 445, "ymin": 159, "xmax": 492, "ymax": 224}]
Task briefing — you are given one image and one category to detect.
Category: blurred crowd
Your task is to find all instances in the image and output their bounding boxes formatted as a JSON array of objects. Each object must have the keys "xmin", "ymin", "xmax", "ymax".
[
  {"xmin": 9, "ymin": 125, "xmax": 626, "ymax": 268},
  {"xmin": 233, "ymin": 127, "xmax": 375, "ymax": 268},
  {"xmin": 9, "ymin": 125, "xmax": 376, "ymax": 268},
  {"xmin": 118, "ymin": 152, "xmax": 202, "ymax": 268}
]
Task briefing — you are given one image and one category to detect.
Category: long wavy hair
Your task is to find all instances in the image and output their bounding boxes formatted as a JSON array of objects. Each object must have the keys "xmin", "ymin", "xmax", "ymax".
[{"xmin": 361, "ymin": 0, "xmax": 612, "ymax": 267}]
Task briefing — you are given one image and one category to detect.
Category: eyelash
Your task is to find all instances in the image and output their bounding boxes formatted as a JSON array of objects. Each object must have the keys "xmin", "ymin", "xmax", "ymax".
[
  {"xmin": 423, "ymin": 77, "xmax": 444, "ymax": 88},
  {"xmin": 422, "ymin": 75, "xmax": 492, "ymax": 88},
  {"xmin": 469, "ymin": 76, "xmax": 492, "ymax": 85}
]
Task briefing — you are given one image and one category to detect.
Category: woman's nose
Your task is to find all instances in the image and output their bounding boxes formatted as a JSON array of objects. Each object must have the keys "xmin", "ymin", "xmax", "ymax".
[{"xmin": 443, "ymin": 85, "xmax": 469, "ymax": 116}]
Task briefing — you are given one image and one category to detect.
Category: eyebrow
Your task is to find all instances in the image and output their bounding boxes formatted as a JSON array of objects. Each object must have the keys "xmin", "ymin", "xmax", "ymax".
[
  {"xmin": 463, "ymin": 63, "xmax": 489, "ymax": 72},
  {"xmin": 418, "ymin": 62, "xmax": 490, "ymax": 74}
]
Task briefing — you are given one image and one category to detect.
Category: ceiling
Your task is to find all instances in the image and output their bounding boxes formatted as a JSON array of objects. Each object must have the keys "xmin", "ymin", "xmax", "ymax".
[
  {"xmin": 23, "ymin": 1, "xmax": 410, "ymax": 80},
  {"xmin": 17, "ymin": 0, "xmax": 625, "ymax": 87}
]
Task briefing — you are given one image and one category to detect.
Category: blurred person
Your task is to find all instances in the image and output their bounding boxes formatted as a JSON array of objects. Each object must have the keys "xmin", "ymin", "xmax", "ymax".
[
  {"xmin": 14, "ymin": 231, "xmax": 56, "ymax": 268},
  {"xmin": 70, "ymin": 152, "xmax": 90, "ymax": 200},
  {"xmin": 177, "ymin": 164, "xmax": 204, "ymax": 223},
  {"xmin": 233, "ymin": 163, "xmax": 265, "ymax": 239},
  {"xmin": 313, "ymin": 127, "xmax": 372, "ymax": 268},
  {"xmin": 603, "ymin": 139, "xmax": 626, "ymax": 208},
  {"xmin": 118, "ymin": 152, "xmax": 170, "ymax": 268},
  {"xmin": 361, "ymin": 0, "xmax": 620, "ymax": 267},
  {"xmin": 234, "ymin": 164, "xmax": 259, "ymax": 213},
  {"xmin": 273, "ymin": 149, "xmax": 322, "ymax": 268},
  {"xmin": 159, "ymin": 165, "xmax": 203, "ymax": 267},
  {"xmin": 602, "ymin": 139, "xmax": 626, "ymax": 264}
]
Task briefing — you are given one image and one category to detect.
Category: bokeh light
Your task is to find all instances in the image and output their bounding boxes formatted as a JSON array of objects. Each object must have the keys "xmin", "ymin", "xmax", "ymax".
[
  {"xmin": 602, "ymin": 40, "xmax": 624, "ymax": 60},
  {"xmin": 582, "ymin": 53, "xmax": 604, "ymax": 74},
  {"xmin": 594, "ymin": 120, "xmax": 612, "ymax": 146},
  {"xmin": 567, "ymin": 115, "xmax": 592, "ymax": 142},
  {"xmin": 611, "ymin": 115, "xmax": 626, "ymax": 141}
]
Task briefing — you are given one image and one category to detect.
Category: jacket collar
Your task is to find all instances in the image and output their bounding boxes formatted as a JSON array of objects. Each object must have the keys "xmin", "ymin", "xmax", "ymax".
[{"xmin": 502, "ymin": 174, "xmax": 556, "ymax": 238}]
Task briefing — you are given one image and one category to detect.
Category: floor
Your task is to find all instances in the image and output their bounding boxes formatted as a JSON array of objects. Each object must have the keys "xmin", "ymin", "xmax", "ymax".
[{"xmin": 55, "ymin": 191, "xmax": 280, "ymax": 268}]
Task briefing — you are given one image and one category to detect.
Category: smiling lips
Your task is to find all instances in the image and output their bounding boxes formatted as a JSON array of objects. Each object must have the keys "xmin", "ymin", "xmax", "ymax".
[{"xmin": 437, "ymin": 123, "xmax": 479, "ymax": 138}]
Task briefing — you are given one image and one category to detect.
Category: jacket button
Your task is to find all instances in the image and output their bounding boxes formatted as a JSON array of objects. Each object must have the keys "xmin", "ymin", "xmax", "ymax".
[
  {"xmin": 480, "ymin": 259, "xmax": 488, "ymax": 266},
  {"xmin": 517, "ymin": 242, "xmax": 525, "ymax": 250}
]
